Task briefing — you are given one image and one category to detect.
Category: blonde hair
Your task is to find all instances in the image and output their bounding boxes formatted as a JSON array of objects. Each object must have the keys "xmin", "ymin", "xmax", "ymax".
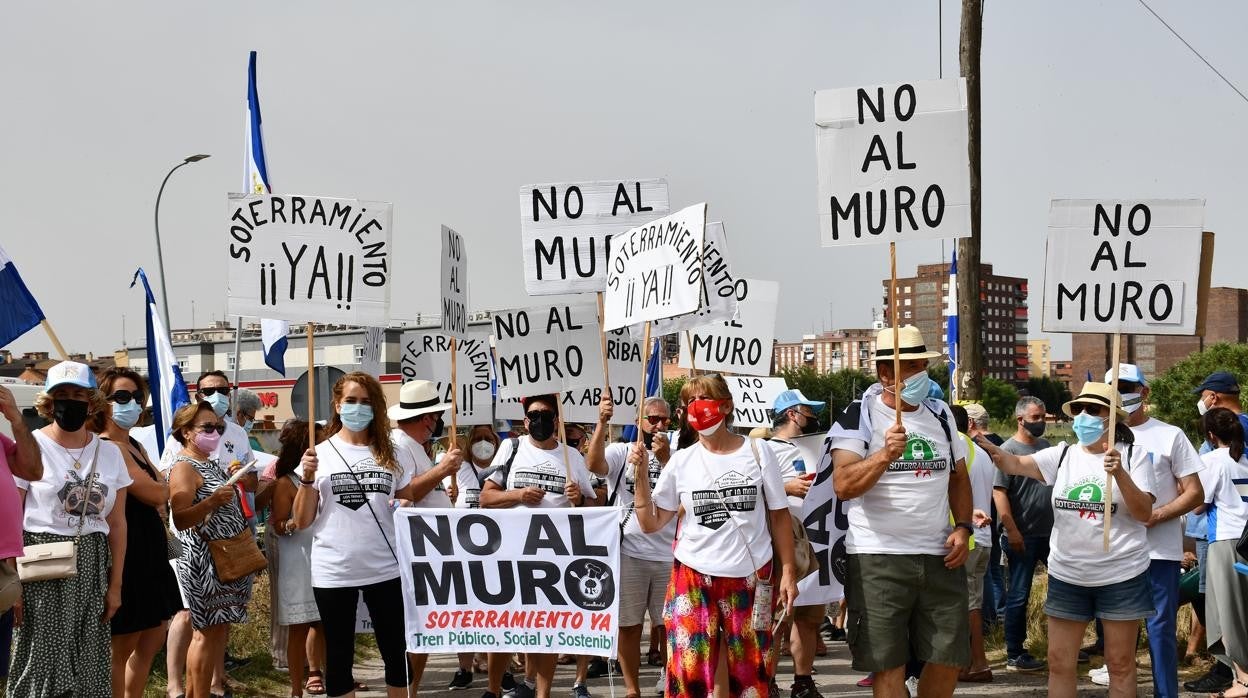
[
  {"xmin": 170, "ymin": 402, "xmax": 218, "ymax": 445},
  {"xmin": 35, "ymin": 389, "xmax": 109, "ymax": 423}
]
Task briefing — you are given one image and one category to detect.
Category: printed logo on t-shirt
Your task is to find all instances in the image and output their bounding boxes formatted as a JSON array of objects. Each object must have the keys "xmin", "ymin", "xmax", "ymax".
[
  {"xmin": 625, "ymin": 457, "xmax": 661, "ymax": 494},
  {"xmin": 1054, "ymin": 477, "xmax": 1117, "ymax": 520},
  {"xmin": 690, "ymin": 470, "xmax": 757, "ymax": 530},
  {"xmin": 512, "ymin": 461, "xmax": 566, "ymax": 494},
  {"xmin": 462, "ymin": 488, "xmax": 481, "ymax": 509},
  {"xmin": 57, "ymin": 472, "xmax": 106, "ymax": 522},
  {"xmin": 887, "ymin": 433, "xmax": 947, "ymax": 477},
  {"xmin": 329, "ymin": 462, "xmax": 395, "ymax": 511}
]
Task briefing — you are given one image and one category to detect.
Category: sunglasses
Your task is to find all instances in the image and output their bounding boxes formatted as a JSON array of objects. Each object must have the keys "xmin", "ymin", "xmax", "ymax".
[
  {"xmin": 1069, "ymin": 403, "xmax": 1107, "ymax": 417},
  {"xmin": 525, "ymin": 410, "xmax": 554, "ymax": 421},
  {"xmin": 566, "ymin": 439, "xmax": 583, "ymax": 449},
  {"xmin": 108, "ymin": 390, "xmax": 144, "ymax": 405},
  {"xmin": 644, "ymin": 415, "xmax": 668, "ymax": 425},
  {"xmin": 194, "ymin": 423, "xmax": 226, "ymax": 435},
  {"xmin": 199, "ymin": 386, "xmax": 231, "ymax": 397}
]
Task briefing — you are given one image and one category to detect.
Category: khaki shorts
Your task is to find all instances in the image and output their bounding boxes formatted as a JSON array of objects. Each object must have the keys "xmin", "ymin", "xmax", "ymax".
[
  {"xmin": 965, "ymin": 546, "xmax": 989, "ymax": 611},
  {"xmin": 619, "ymin": 554, "xmax": 672, "ymax": 627},
  {"xmin": 845, "ymin": 553, "xmax": 970, "ymax": 672},
  {"xmin": 793, "ymin": 602, "xmax": 827, "ymax": 625}
]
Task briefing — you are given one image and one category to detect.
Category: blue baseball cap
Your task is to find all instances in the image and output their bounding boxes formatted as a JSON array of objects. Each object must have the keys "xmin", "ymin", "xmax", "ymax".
[
  {"xmin": 773, "ymin": 389, "xmax": 826, "ymax": 415},
  {"xmin": 44, "ymin": 361, "xmax": 97, "ymax": 392},
  {"xmin": 1193, "ymin": 371, "xmax": 1240, "ymax": 395}
]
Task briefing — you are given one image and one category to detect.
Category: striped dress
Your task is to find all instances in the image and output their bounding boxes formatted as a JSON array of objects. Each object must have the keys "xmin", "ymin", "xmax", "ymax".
[{"xmin": 172, "ymin": 456, "xmax": 254, "ymax": 629}]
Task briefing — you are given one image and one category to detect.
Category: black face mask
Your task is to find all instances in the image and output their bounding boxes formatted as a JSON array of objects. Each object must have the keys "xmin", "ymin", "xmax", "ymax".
[
  {"xmin": 527, "ymin": 412, "xmax": 556, "ymax": 442},
  {"xmin": 1023, "ymin": 420, "xmax": 1046, "ymax": 438},
  {"xmin": 53, "ymin": 399, "xmax": 90, "ymax": 433},
  {"xmin": 431, "ymin": 415, "xmax": 445, "ymax": 439},
  {"xmin": 799, "ymin": 413, "xmax": 822, "ymax": 435}
]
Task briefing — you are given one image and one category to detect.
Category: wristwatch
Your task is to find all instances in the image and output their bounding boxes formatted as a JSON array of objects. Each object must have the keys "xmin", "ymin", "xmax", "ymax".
[{"xmin": 954, "ymin": 522, "xmax": 975, "ymax": 535}]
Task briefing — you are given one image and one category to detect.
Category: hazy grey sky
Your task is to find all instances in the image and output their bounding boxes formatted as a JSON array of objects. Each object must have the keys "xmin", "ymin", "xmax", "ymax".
[{"xmin": 3, "ymin": 1, "xmax": 1245, "ymax": 359}]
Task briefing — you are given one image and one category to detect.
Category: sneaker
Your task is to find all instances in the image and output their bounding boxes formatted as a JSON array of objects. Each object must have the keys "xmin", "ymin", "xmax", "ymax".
[
  {"xmin": 819, "ymin": 616, "xmax": 834, "ymax": 640},
  {"xmin": 790, "ymin": 677, "xmax": 824, "ymax": 698},
  {"xmin": 855, "ymin": 674, "xmax": 874, "ymax": 688},
  {"xmin": 501, "ymin": 672, "xmax": 517, "ymax": 691},
  {"xmin": 1089, "ymin": 666, "xmax": 1109, "ymax": 686},
  {"xmin": 1183, "ymin": 666, "xmax": 1234, "ymax": 692},
  {"xmin": 585, "ymin": 658, "xmax": 610, "ymax": 679},
  {"xmin": 904, "ymin": 676, "xmax": 919, "ymax": 696},
  {"xmin": 655, "ymin": 670, "xmax": 666, "ymax": 696},
  {"xmin": 1079, "ymin": 642, "xmax": 1103, "ymax": 656},
  {"xmin": 571, "ymin": 684, "xmax": 591, "ymax": 698},
  {"xmin": 1006, "ymin": 653, "xmax": 1046, "ymax": 672},
  {"xmin": 449, "ymin": 669, "xmax": 474, "ymax": 690},
  {"xmin": 482, "ymin": 693, "xmax": 499, "ymax": 698},
  {"xmin": 504, "ymin": 683, "xmax": 536, "ymax": 698},
  {"xmin": 769, "ymin": 679, "xmax": 781, "ymax": 698},
  {"xmin": 828, "ymin": 627, "xmax": 847, "ymax": 641}
]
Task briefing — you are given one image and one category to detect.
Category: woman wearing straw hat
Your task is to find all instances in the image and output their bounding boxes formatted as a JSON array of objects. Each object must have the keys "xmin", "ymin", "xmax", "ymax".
[{"xmin": 976, "ymin": 382, "xmax": 1156, "ymax": 698}]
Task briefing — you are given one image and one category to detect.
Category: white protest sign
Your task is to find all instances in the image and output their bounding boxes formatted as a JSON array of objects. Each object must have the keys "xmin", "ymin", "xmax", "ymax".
[
  {"xmin": 793, "ymin": 435, "xmax": 847, "ymax": 605},
  {"xmin": 815, "ymin": 79, "xmax": 970, "ymax": 246},
  {"xmin": 399, "ymin": 329, "xmax": 493, "ymax": 425},
  {"xmin": 678, "ymin": 279, "xmax": 779, "ymax": 377},
  {"xmin": 557, "ymin": 327, "xmax": 643, "ymax": 425},
  {"xmin": 356, "ymin": 594, "xmax": 374, "ymax": 634},
  {"xmin": 396, "ymin": 508, "xmax": 620, "ymax": 656},
  {"xmin": 1042, "ymin": 200, "xmax": 1205, "ymax": 335},
  {"xmin": 603, "ymin": 203, "xmax": 707, "ymax": 331},
  {"xmin": 493, "ymin": 303, "xmax": 604, "ymax": 400},
  {"xmin": 226, "ymin": 194, "xmax": 393, "ymax": 324},
  {"xmin": 727, "ymin": 376, "xmax": 789, "ymax": 428},
  {"xmin": 521, "ymin": 180, "xmax": 670, "ymax": 295},
  {"xmin": 441, "ymin": 225, "xmax": 469, "ymax": 339},
  {"xmin": 644, "ymin": 221, "xmax": 740, "ymax": 338}
]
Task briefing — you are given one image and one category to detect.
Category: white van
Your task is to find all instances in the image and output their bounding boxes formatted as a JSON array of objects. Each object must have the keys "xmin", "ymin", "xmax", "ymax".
[{"xmin": 0, "ymin": 378, "xmax": 47, "ymax": 440}]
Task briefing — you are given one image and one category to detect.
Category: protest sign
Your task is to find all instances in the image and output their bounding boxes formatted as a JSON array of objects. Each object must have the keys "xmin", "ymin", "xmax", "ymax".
[
  {"xmin": 399, "ymin": 328, "xmax": 493, "ymax": 425},
  {"xmin": 226, "ymin": 194, "xmax": 393, "ymax": 325},
  {"xmin": 441, "ymin": 225, "xmax": 469, "ymax": 339},
  {"xmin": 603, "ymin": 203, "xmax": 707, "ymax": 332},
  {"xmin": 815, "ymin": 79, "xmax": 970, "ymax": 246},
  {"xmin": 356, "ymin": 595, "xmax": 374, "ymax": 634},
  {"xmin": 1042, "ymin": 200, "xmax": 1207, "ymax": 335},
  {"xmin": 493, "ymin": 303, "xmax": 604, "ymax": 399},
  {"xmin": 645, "ymin": 221, "xmax": 740, "ymax": 338},
  {"xmin": 396, "ymin": 508, "xmax": 620, "ymax": 656},
  {"xmin": 558, "ymin": 327, "xmax": 643, "ymax": 425},
  {"xmin": 678, "ymin": 279, "xmax": 778, "ymax": 376},
  {"xmin": 521, "ymin": 180, "xmax": 670, "ymax": 295},
  {"xmin": 727, "ymin": 376, "xmax": 789, "ymax": 428},
  {"xmin": 792, "ymin": 435, "xmax": 847, "ymax": 605}
]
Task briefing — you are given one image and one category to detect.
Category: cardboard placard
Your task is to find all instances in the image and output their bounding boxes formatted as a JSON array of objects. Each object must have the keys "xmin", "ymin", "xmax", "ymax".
[
  {"xmin": 492, "ymin": 303, "xmax": 604, "ymax": 399},
  {"xmin": 399, "ymin": 328, "xmax": 493, "ymax": 425},
  {"xmin": 441, "ymin": 225, "xmax": 469, "ymax": 339},
  {"xmin": 814, "ymin": 79, "xmax": 970, "ymax": 246},
  {"xmin": 792, "ymin": 434, "xmax": 847, "ymax": 605},
  {"xmin": 678, "ymin": 279, "xmax": 779, "ymax": 376},
  {"xmin": 603, "ymin": 203, "xmax": 707, "ymax": 332},
  {"xmin": 644, "ymin": 221, "xmax": 740, "ymax": 338},
  {"xmin": 1041, "ymin": 199, "xmax": 1205, "ymax": 335},
  {"xmin": 520, "ymin": 180, "xmax": 670, "ymax": 295},
  {"xmin": 727, "ymin": 376, "xmax": 790, "ymax": 428},
  {"xmin": 226, "ymin": 194, "xmax": 393, "ymax": 324}
]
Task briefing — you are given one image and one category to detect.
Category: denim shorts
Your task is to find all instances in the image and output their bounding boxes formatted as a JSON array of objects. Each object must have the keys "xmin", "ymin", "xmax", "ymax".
[{"xmin": 1044, "ymin": 571, "xmax": 1155, "ymax": 622}]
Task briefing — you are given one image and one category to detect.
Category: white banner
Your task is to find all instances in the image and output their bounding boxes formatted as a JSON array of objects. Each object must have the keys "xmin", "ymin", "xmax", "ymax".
[
  {"xmin": 727, "ymin": 376, "xmax": 789, "ymax": 428},
  {"xmin": 441, "ymin": 225, "xmax": 469, "ymax": 339},
  {"xmin": 645, "ymin": 221, "xmax": 740, "ymax": 338},
  {"xmin": 1042, "ymin": 199, "xmax": 1205, "ymax": 335},
  {"xmin": 492, "ymin": 303, "xmax": 604, "ymax": 400},
  {"xmin": 603, "ymin": 203, "xmax": 707, "ymax": 331},
  {"xmin": 815, "ymin": 79, "xmax": 970, "ymax": 246},
  {"xmin": 793, "ymin": 435, "xmax": 847, "ymax": 605},
  {"xmin": 678, "ymin": 279, "xmax": 778, "ymax": 376},
  {"xmin": 521, "ymin": 180, "xmax": 670, "ymax": 295},
  {"xmin": 396, "ymin": 508, "xmax": 620, "ymax": 656},
  {"xmin": 226, "ymin": 194, "xmax": 393, "ymax": 324},
  {"xmin": 399, "ymin": 329, "xmax": 493, "ymax": 425}
]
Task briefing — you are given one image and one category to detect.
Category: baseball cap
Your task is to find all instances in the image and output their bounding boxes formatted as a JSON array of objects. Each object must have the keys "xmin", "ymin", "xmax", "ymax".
[
  {"xmin": 44, "ymin": 361, "xmax": 97, "ymax": 392},
  {"xmin": 1104, "ymin": 363, "xmax": 1147, "ymax": 387},
  {"xmin": 1193, "ymin": 371, "xmax": 1241, "ymax": 395},
  {"xmin": 773, "ymin": 389, "xmax": 826, "ymax": 415},
  {"xmin": 963, "ymin": 403, "xmax": 989, "ymax": 423}
]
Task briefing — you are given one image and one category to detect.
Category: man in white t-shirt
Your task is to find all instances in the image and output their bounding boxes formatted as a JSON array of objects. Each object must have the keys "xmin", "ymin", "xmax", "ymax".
[
  {"xmin": 950, "ymin": 405, "xmax": 996, "ymax": 684},
  {"xmin": 828, "ymin": 326, "xmax": 972, "ymax": 698}
]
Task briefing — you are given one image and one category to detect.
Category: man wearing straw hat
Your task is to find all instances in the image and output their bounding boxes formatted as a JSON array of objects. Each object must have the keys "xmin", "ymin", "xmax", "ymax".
[{"xmin": 828, "ymin": 325, "xmax": 973, "ymax": 698}]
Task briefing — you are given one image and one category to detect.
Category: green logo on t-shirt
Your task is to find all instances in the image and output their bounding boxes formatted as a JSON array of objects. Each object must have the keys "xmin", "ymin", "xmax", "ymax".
[
  {"xmin": 887, "ymin": 433, "xmax": 947, "ymax": 477},
  {"xmin": 1054, "ymin": 477, "xmax": 1117, "ymax": 520}
]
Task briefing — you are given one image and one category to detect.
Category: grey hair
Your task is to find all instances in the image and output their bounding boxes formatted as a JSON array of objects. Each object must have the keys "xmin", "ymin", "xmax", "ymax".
[
  {"xmin": 642, "ymin": 396, "xmax": 670, "ymax": 415},
  {"xmin": 1015, "ymin": 395, "xmax": 1046, "ymax": 418},
  {"xmin": 234, "ymin": 388, "xmax": 262, "ymax": 415}
]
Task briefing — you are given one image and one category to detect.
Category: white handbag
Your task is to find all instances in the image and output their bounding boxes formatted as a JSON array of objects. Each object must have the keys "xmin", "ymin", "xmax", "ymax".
[{"xmin": 16, "ymin": 443, "xmax": 98, "ymax": 582}]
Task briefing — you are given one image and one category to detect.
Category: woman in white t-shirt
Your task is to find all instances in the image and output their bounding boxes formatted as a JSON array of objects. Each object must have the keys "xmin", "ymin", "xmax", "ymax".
[
  {"xmin": 632, "ymin": 374, "xmax": 796, "ymax": 698},
  {"xmin": 977, "ymin": 382, "xmax": 1155, "ymax": 698},
  {"xmin": 1196, "ymin": 407, "xmax": 1248, "ymax": 695},
  {"xmin": 293, "ymin": 372, "xmax": 425, "ymax": 698},
  {"xmin": 454, "ymin": 425, "xmax": 499, "ymax": 510},
  {"xmin": 10, "ymin": 361, "xmax": 132, "ymax": 698}
]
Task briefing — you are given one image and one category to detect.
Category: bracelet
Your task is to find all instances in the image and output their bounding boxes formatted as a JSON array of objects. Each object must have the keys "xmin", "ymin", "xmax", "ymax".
[
  {"xmin": 954, "ymin": 522, "xmax": 974, "ymax": 535},
  {"xmin": 300, "ymin": 478, "xmax": 315, "ymax": 486}
]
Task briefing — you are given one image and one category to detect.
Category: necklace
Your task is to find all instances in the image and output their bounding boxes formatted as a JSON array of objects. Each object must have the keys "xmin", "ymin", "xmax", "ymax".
[{"xmin": 56, "ymin": 437, "xmax": 90, "ymax": 470}]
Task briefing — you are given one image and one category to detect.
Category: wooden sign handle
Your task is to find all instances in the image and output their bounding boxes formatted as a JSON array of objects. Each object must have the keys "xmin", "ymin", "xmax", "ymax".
[
  {"xmin": 1104, "ymin": 332, "xmax": 1121, "ymax": 553},
  {"xmin": 889, "ymin": 242, "xmax": 901, "ymax": 426},
  {"xmin": 449, "ymin": 337, "xmax": 459, "ymax": 450},
  {"xmin": 307, "ymin": 322, "xmax": 316, "ymax": 451}
]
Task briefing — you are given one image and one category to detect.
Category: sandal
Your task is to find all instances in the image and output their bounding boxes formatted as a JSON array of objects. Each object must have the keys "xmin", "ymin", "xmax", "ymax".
[
  {"xmin": 647, "ymin": 649, "xmax": 663, "ymax": 667},
  {"xmin": 1215, "ymin": 678, "xmax": 1248, "ymax": 698},
  {"xmin": 305, "ymin": 670, "xmax": 326, "ymax": 695}
]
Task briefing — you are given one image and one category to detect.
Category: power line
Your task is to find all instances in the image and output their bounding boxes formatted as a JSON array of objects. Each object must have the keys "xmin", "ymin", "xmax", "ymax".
[{"xmin": 1136, "ymin": 0, "xmax": 1248, "ymax": 106}]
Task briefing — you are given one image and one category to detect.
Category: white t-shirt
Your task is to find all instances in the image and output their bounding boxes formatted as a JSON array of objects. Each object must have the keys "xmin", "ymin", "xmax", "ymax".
[
  {"xmin": 767, "ymin": 439, "xmax": 810, "ymax": 517},
  {"xmin": 1198, "ymin": 448, "xmax": 1248, "ymax": 542},
  {"xmin": 455, "ymin": 459, "xmax": 492, "ymax": 509},
  {"xmin": 158, "ymin": 419, "xmax": 254, "ymax": 473},
  {"xmin": 652, "ymin": 438, "xmax": 788, "ymax": 578},
  {"xmin": 16, "ymin": 432, "xmax": 132, "ymax": 537},
  {"xmin": 1131, "ymin": 418, "xmax": 1203, "ymax": 560},
  {"xmin": 308, "ymin": 434, "xmax": 416, "ymax": 588},
  {"xmin": 1033, "ymin": 442, "xmax": 1155, "ymax": 587},
  {"xmin": 829, "ymin": 395, "xmax": 968, "ymax": 556},
  {"xmin": 603, "ymin": 442, "xmax": 676, "ymax": 562},
  {"xmin": 486, "ymin": 438, "xmax": 597, "ymax": 509},
  {"xmin": 391, "ymin": 429, "xmax": 453, "ymax": 509},
  {"xmin": 960, "ymin": 434, "xmax": 995, "ymax": 549}
]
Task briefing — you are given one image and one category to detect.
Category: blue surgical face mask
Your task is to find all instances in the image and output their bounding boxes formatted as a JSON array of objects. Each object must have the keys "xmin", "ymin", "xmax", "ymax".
[
  {"xmin": 339, "ymin": 403, "xmax": 374, "ymax": 433},
  {"xmin": 1071, "ymin": 412, "xmax": 1107, "ymax": 446},
  {"xmin": 203, "ymin": 391, "xmax": 230, "ymax": 418},
  {"xmin": 898, "ymin": 371, "xmax": 932, "ymax": 406},
  {"xmin": 111, "ymin": 401, "xmax": 142, "ymax": 429},
  {"xmin": 241, "ymin": 419, "xmax": 255, "ymax": 433}
]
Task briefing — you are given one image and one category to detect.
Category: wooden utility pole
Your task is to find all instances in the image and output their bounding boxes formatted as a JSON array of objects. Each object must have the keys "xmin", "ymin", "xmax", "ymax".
[{"xmin": 956, "ymin": 0, "xmax": 984, "ymax": 399}]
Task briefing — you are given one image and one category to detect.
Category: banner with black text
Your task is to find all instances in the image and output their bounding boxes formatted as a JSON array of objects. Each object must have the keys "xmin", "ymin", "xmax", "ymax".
[{"xmin": 793, "ymin": 435, "xmax": 847, "ymax": 605}]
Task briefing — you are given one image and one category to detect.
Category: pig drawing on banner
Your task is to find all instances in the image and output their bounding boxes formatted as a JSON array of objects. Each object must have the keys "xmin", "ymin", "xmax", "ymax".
[
  {"xmin": 1042, "ymin": 199, "xmax": 1205, "ymax": 335},
  {"xmin": 400, "ymin": 328, "xmax": 493, "ymax": 425},
  {"xmin": 492, "ymin": 303, "xmax": 605, "ymax": 400},
  {"xmin": 727, "ymin": 377, "xmax": 790, "ymax": 429},
  {"xmin": 678, "ymin": 279, "xmax": 779, "ymax": 377},
  {"xmin": 227, "ymin": 194, "xmax": 393, "ymax": 325},
  {"xmin": 643, "ymin": 220, "xmax": 740, "ymax": 339},
  {"xmin": 441, "ymin": 225, "xmax": 469, "ymax": 339},
  {"xmin": 521, "ymin": 180, "xmax": 670, "ymax": 296},
  {"xmin": 814, "ymin": 79, "xmax": 970, "ymax": 246},
  {"xmin": 603, "ymin": 203, "xmax": 707, "ymax": 332},
  {"xmin": 790, "ymin": 434, "xmax": 848, "ymax": 605}
]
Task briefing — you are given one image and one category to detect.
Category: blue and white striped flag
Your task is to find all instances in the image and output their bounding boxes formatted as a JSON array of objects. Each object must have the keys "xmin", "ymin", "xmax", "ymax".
[
  {"xmin": 131, "ymin": 269, "xmax": 190, "ymax": 453},
  {"xmin": 945, "ymin": 251, "xmax": 959, "ymax": 402},
  {"xmin": 0, "ymin": 245, "xmax": 46, "ymax": 348},
  {"xmin": 246, "ymin": 49, "xmax": 289, "ymax": 375}
]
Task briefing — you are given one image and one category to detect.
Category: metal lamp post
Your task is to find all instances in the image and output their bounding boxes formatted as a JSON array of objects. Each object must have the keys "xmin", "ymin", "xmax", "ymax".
[{"xmin": 154, "ymin": 154, "xmax": 211, "ymax": 329}]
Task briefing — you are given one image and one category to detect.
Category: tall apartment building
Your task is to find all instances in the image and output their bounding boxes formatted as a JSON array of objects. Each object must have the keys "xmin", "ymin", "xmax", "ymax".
[
  {"xmin": 1028, "ymin": 339, "xmax": 1052, "ymax": 377},
  {"xmin": 773, "ymin": 328, "xmax": 879, "ymax": 375},
  {"xmin": 882, "ymin": 262, "xmax": 1029, "ymax": 383}
]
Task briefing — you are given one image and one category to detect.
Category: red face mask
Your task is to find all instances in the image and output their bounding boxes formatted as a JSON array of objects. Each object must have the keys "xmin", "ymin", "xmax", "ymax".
[{"xmin": 686, "ymin": 399, "xmax": 726, "ymax": 434}]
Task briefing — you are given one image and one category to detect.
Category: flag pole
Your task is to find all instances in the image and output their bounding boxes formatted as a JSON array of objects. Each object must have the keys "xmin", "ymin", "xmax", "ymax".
[
  {"xmin": 889, "ymin": 242, "xmax": 902, "ymax": 426},
  {"xmin": 636, "ymin": 322, "xmax": 652, "ymax": 445},
  {"xmin": 40, "ymin": 320, "xmax": 69, "ymax": 361},
  {"xmin": 306, "ymin": 322, "xmax": 315, "ymax": 451},
  {"xmin": 449, "ymin": 337, "xmax": 459, "ymax": 450},
  {"xmin": 1104, "ymin": 332, "xmax": 1121, "ymax": 553}
]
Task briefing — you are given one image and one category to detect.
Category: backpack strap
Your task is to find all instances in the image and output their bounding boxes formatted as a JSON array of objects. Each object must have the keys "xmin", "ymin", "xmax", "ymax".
[
  {"xmin": 476, "ymin": 437, "xmax": 521, "ymax": 487},
  {"xmin": 924, "ymin": 403, "xmax": 958, "ymax": 472},
  {"xmin": 1056, "ymin": 442, "xmax": 1071, "ymax": 471}
]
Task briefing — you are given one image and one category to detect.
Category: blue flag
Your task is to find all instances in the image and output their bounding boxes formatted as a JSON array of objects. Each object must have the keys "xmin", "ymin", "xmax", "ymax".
[
  {"xmin": 945, "ymin": 250, "xmax": 959, "ymax": 402},
  {"xmin": 131, "ymin": 269, "xmax": 190, "ymax": 453},
  {"xmin": 622, "ymin": 338, "xmax": 663, "ymax": 442},
  {"xmin": 0, "ymin": 245, "xmax": 46, "ymax": 348},
  {"xmin": 246, "ymin": 50, "xmax": 288, "ymax": 375}
]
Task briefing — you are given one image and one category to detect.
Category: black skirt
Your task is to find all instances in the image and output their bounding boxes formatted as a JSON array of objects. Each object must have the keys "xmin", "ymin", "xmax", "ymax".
[{"xmin": 110, "ymin": 452, "xmax": 183, "ymax": 635}]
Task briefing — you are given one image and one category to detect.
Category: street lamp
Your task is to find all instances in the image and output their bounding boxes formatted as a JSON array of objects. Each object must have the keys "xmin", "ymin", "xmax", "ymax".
[{"xmin": 154, "ymin": 154, "xmax": 211, "ymax": 329}]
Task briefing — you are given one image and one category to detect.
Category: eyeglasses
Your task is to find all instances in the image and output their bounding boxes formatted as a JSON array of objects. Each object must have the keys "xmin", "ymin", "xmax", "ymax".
[
  {"xmin": 195, "ymin": 423, "xmax": 226, "ymax": 435},
  {"xmin": 108, "ymin": 390, "xmax": 143, "ymax": 405},
  {"xmin": 644, "ymin": 415, "xmax": 668, "ymax": 425},
  {"xmin": 199, "ymin": 386, "xmax": 231, "ymax": 397},
  {"xmin": 1069, "ymin": 403, "xmax": 1107, "ymax": 417}
]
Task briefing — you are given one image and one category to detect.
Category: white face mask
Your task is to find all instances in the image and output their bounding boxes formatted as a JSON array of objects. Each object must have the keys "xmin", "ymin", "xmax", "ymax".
[
  {"xmin": 1197, "ymin": 396, "xmax": 1212, "ymax": 416},
  {"xmin": 696, "ymin": 421, "xmax": 724, "ymax": 438},
  {"xmin": 471, "ymin": 440, "xmax": 496, "ymax": 461},
  {"xmin": 1120, "ymin": 393, "xmax": 1143, "ymax": 415}
]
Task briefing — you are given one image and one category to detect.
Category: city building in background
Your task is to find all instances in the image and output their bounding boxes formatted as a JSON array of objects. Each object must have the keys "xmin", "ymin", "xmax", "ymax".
[
  {"xmin": 773, "ymin": 328, "xmax": 878, "ymax": 374},
  {"xmin": 1028, "ymin": 338, "xmax": 1052, "ymax": 377}
]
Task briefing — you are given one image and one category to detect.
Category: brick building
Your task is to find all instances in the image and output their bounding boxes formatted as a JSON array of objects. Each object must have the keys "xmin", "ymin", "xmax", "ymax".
[
  {"xmin": 883, "ymin": 262, "xmax": 1030, "ymax": 383},
  {"xmin": 1050, "ymin": 360, "xmax": 1073, "ymax": 392},
  {"xmin": 773, "ymin": 328, "xmax": 879, "ymax": 374}
]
